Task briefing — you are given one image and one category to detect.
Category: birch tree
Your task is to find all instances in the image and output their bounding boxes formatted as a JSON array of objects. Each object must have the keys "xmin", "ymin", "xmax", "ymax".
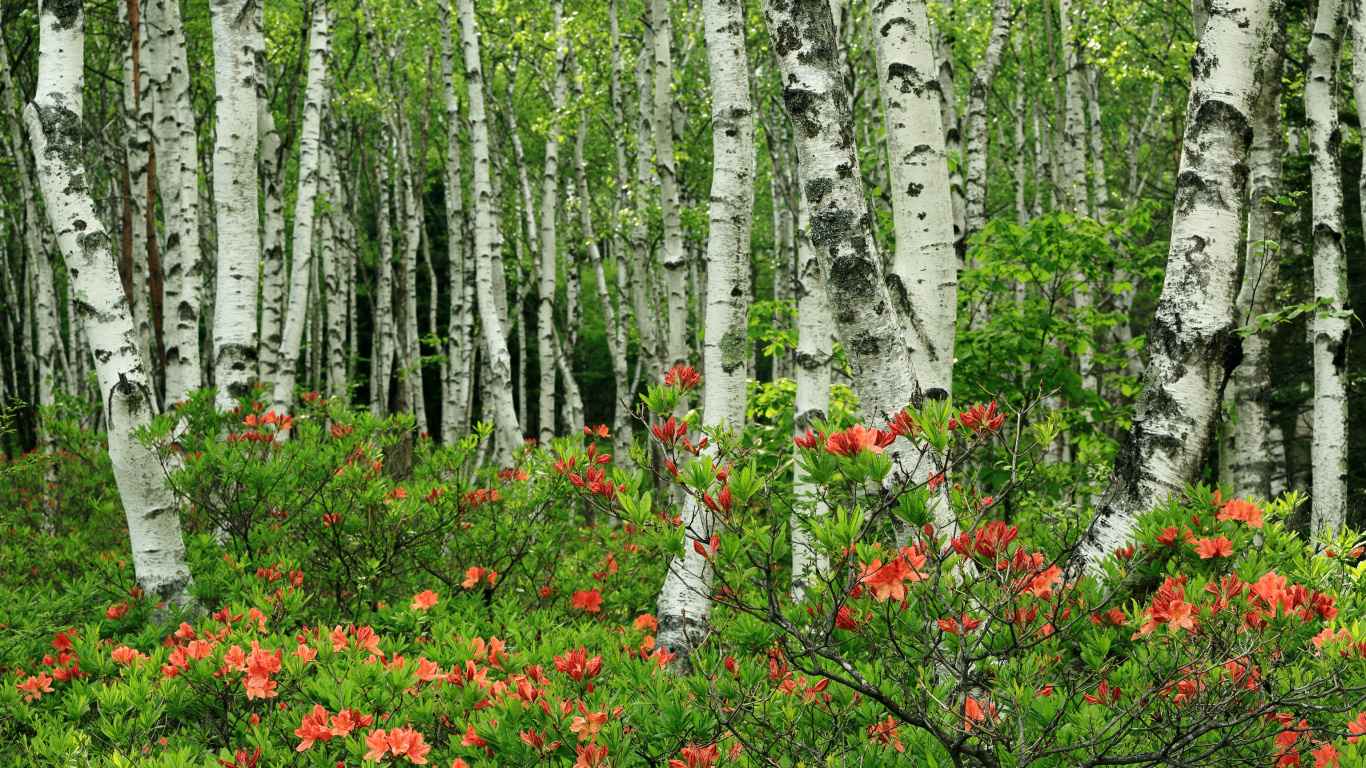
[
  {"xmin": 869, "ymin": 0, "xmax": 957, "ymax": 396},
  {"xmin": 962, "ymin": 0, "xmax": 1013, "ymax": 244},
  {"xmin": 1228, "ymin": 25, "xmax": 1284, "ymax": 501},
  {"xmin": 211, "ymin": 0, "xmax": 263, "ymax": 410},
  {"xmin": 459, "ymin": 0, "xmax": 521, "ymax": 461},
  {"xmin": 655, "ymin": 0, "xmax": 754, "ymax": 668},
  {"xmin": 653, "ymin": 0, "xmax": 689, "ymax": 371},
  {"xmin": 538, "ymin": 1, "xmax": 570, "ymax": 444},
  {"xmin": 25, "ymin": 0, "xmax": 194, "ymax": 606},
  {"xmin": 273, "ymin": 0, "xmax": 331, "ymax": 416},
  {"xmin": 1079, "ymin": 0, "xmax": 1280, "ymax": 566},
  {"xmin": 439, "ymin": 0, "xmax": 471, "ymax": 442},
  {"xmin": 1307, "ymin": 0, "xmax": 1348, "ymax": 537}
]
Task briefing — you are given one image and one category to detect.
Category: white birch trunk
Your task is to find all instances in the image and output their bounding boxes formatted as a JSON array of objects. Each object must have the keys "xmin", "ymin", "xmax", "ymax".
[
  {"xmin": 1058, "ymin": 0, "xmax": 1088, "ymax": 215},
  {"xmin": 257, "ymin": 56, "xmax": 286, "ymax": 382},
  {"xmin": 1013, "ymin": 35, "xmax": 1028, "ymax": 227},
  {"xmin": 439, "ymin": 0, "xmax": 470, "ymax": 441},
  {"xmin": 870, "ymin": 0, "xmax": 957, "ymax": 396},
  {"xmin": 210, "ymin": 0, "xmax": 262, "ymax": 409},
  {"xmin": 1079, "ymin": 0, "xmax": 1279, "ymax": 566},
  {"xmin": 655, "ymin": 0, "xmax": 754, "ymax": 666},
  {"xmin": 1228, "ymin": 27, "xmax": 1283, "ymax": 501},
  {"xmin": 26, "ymin": 0, "xmax": 193, "ymax": 605},
  {"xmin": 459, "ymin": 0, "xmax": 521, "ymax": 461},
  {"xmin": 935, "ymin": 1, "xmax": 965, "ymax": 262},
  {"xmin": 653, "ymin": 0, "xmax": 689, "ymax": 370},
  {"xmin": 1085, "ymin": 64, "xmax": 1109, "ymax": 222},
  {"xmin": 371, "ymin": 137, "xmax": 395, "ymax": 417},
  {"xmin": 321, "ymin": 134, "xmax": 347, "ymax": 399},
  {"xmin": 962, "ymin": 0, "xmax": 1012, "ymax": 243},
  {"xmin": 273, "ymin": 0, "xmax": 330, "ymax": 417},
  {"xmin": 539, "ymin": 4, "xmax": 570, "ymax": 444},
  {"xmin": 631, "ymin": 34, "xmax": 665, "ymax": 390},
  {"xmin": 609, "ymin": 0, "xmax": 636, "ymax": 461},
  {"xmin": 1308, "ymin": 0, "xmax": 1348, "ymax": 537}
]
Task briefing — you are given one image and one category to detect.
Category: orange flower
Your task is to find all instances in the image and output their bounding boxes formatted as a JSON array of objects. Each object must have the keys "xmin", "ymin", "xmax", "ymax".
[
  {"xmin": 1311, "ymin": 743, "xmax": 1339, "ymax": 768},
  {"xmin": 387, "ymin": 727, "xmax": 431, "ymax": 764},
  {"xmin": 364, "ymin": 728, "xmax": 390, "ymax": 760},
  {"xmin": 633, "ymin": 614, "xmax": 658, "ymax": 632},
  {"xmin": 1027, "ymin": 566, "xmax": 1064, "ymax": 599},
  {"xmin": 668, "ymin": 742, "xmax": 720, "ymax": 768},
  {"xmin": 16, "ymin": 673, "xmax": 54, "ymax": 702},
  {"xmin": 858, "ymin": 557, "xmax": 919, "ymax": 603},
  {"xmin": 570, "ymin": 709, "xmax": 608, "ymax": 741},
  {"xmin": 293, "ymin": 643, "xmax": 317, "ymax": 662},
  {"xmin": 1217, "ymin": 498, "xmax": 1265, "ymax": 529},
  {"xmin": 575, "ymin": 742, "xmax": 611, "ymax": 768},
  {"xmin": 824, "ymin": 424, "xmax": 896, "ymax": 457},
  {"xmin": 293, "ymin": 705, "xmax": 333, "ymax": 751},
  {"xmin": 411, "ymin": 590, "xmax": 439, "ymax": 612},
  {"xmin": 571, "ymin": 589, "xmax": 605, "ymax": 613},
  {"xmin": 1192, "ymin": 537, "xmax": 1234, "ymax": 559},
  {"xmin": 1349, "ymin": 712, "xmax": 1366, "ymax": 743},
  {"xmin": 462, "ymin": 567, "xmax": 487, "ymax": 588}
]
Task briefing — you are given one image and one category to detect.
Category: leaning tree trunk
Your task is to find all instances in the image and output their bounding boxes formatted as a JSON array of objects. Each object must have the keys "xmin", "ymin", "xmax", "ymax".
[
  {"xmin": 538, "ymin": 2, "xmax": 570, "ymax": 444},
  {"xmin": 25, "ymin": 0, "xmax": 194, "ymax": 606},
  {"xmin": 459, "ymin": 0, "xmax": 521, "ymax": 462},
  {"xmin": 653, "ymin": 0, "xmax": 689, "ymax": 371},
  {"xmin": 761, "ymin": 0, "xmax": 920, "ymax": 427},
  {"xmin": 870, "ymin": 0, "xmax": 958, "ymax": 397},
  {"xmin": 1307, "ymin": 0, "xmax": 1348, "ymax": 538},
  {"xmin": 655, "ymin": 0, "xmax": 754, "ymax": 671},
  {"xmin": 1228, "ymin": 22, "xmax": 1284, "ymax": 502},
  {"xmin": 1078, "ymin": 0, "xmax": 1279, "ymax": 567},
  {"xmin": 210, "ymin": 0, "xmax": 263, "ymax": 410},
  {"xmin": 962, "ymin": 0, "xmax": 1012, "ymax": 245},
  {"xmin": 273, "ymin": 0, "xmax": 331, "ymax": 417}
]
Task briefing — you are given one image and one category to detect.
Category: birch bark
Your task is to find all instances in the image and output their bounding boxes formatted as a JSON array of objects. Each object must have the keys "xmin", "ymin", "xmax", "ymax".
[
  {"xmin": 1307, "ymin": 0, "xmax": 1348, "ymax": 537},
  {"xmin": 459, "ymin": 0, "xmax": 521, "ymax": 461},
  {"xmin": 653, "ymin": 0, "xmax": 689, "ymax": 370},
  {"xmin": 655, "ymin": 0, "xmax": 754, "ymax": 667},
  {"xmin": 870, "ymin": 0, "xmax": 957, "ymax": 396},
  {"xmin": 257, "ymin": 58, "xmax": 286, "ymax": 381},
  {"xmin": 273, "ymin": 0, "xmax": 331, "ymax": 416},
  {"xmin": 962, "ymin": 0, "xmax": 1012, "ymax": 244},
  {"xmin": 439, "ymin": 0, "xmax": 470, "ymax": 441},
  {"xmin": 539, "ymin": 3, "xmax": 569, "ymax": 444},
  {"xmin": 1079, "ymin": 0, "xmax": 1279, "ymax": 566},
  {"xmin": 1228, "ymin": 25, "xmax": 1283, "ymax": 501},
  {"xmin": 211, "ymin": 0, "xmax": 262, "ymax": 409},
  {"xmin": 26, "ymin": 0, "xmax": 194, "ymax": 605},
  {"xmin": 1058, "ymin": 0, "xmax": 1088, "ymax": 215}
]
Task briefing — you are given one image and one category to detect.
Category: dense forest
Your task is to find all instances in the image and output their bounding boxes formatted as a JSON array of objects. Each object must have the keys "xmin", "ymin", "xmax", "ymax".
[{"xmin": 6, "ymin": 0, "xmax": 1366, "ymax": 765}]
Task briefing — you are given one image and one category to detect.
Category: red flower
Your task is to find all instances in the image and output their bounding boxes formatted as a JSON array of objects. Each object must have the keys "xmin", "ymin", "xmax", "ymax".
[
  {"xmin": 294, "ymin": 705, "xmax": 333, "ymax": 751},
  {"xmin": 1192, "ymin": 537, "xmax": 1234, "ymax": 559},
  {"xmin": 1082, "ymin": 680, "xmax": 1121, "ymax": 705},
  {"xmin": 217, "ymin": 747, "xmax": 260, "ymax": 768},
  {"xmin": 956, "ymin": 401, "xmax": 1005, "ymax": 432},
  {"xmin": 1155, "ymin": 526, "xmax": 1195, "ymax": 547},
  {"xmin": 793, "ymin": 428, "xmax": 825, "ymax": 449},
  {"xmin": 1348, "ymin": 712, "xmax": 1366, "ymax": 743},
  {"xmin": 460, "ymin": 724, "xmax": 488, "ymax": 748},
  {"xmin": 665, "ymin": 365, "xmax": 701, "ymax": 389},
  {"xmin": 669, "ymin": 742, "xmax": 720, "ymax": 768},
  {"xmin": 571, "ymin": 589, "xmax": 605, "ymax": 613},
  {"xmin": 1312, "ymin": 743, "xmax": 1340, "ymax": 768},
  {"xmin": 824, "ymin": 424, "xmax": 896, "ymax": 457},
  {"xmin": 554, "ymin": 646, "xmax": 604, "ymax": 681}
]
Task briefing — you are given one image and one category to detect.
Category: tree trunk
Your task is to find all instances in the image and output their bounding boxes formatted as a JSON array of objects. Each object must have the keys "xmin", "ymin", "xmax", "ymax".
[
  {"xmin": 1079, "ymin": 0, "xmax": 1279, "ymax": 566},
  {"xmin": 210, "ymin": 0, "xmax": 262, "ymax": 409},
  {"xmin": 26, "ymin": 0, "xmax": 194, "ymax": 606},
  {"xmin": 870, "ymin": 0, "xmax": 958, "ymax": 397},
  {"xmin": 655, "ymin": 0, "xmax": 754, "ymax": 669},
  {"xmin": 609, "ymin": 0, "xmax": 636, "ymax": 462},
  {"xmin": 1085, "ymin": 64, "xmax": 1109, "ymax": 222},
  {"xmin": 935, "ymin": 0, "xmax": 966, "ymax": 262},
  {"xmin": 762, "ymin": 0, "xmax": 920, "ymax": 425},
  {"xmin": 439, "ymin": 0, "xmax": 470, "ymax": 441},
  {"xmin": 631, "ymin": 28, "xmax": 665, "ymax": 390},
  {"xmin": 459, "ymin": 0, "xmax": 521, "ymax": 461},
  {"xmin": 963, "ymin": 0, "xmax": 1012, "ymax": 244},
  {"xmin": 1058, "ymin": 0, "xmax": 1088, "ymax": 215},
  {"xmin": 1228, "ymin": 22, "xmax": 1283, "ymax": 502},
  {"xmin": 1307, "ymin": 0, "xmax": 1348, "ymax": 537},
  {"xmin": 538, "ymin": 3, "xmax": 570, "ymax": 444},
  {"xmin": 273, "ymin": 0, "xmax": 331, "ymax": 416},
  {"xmin": 257, "ymin": 53, "xmax": 286, "ymax": 383},
  {"xmin": 654, "ymin": 0, "xmax": 689, "ymax": 371}
]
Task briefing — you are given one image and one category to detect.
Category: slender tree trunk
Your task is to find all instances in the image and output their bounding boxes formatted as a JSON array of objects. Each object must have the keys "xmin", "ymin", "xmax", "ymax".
[
  {"xmin": 459, "ymin": 0, "xmax": 521, "ymax": 461},
  {"xmin": 1058, "ymin": 0, "xmax": 1088, "ymax": 215},
  {"xmin": 439, "ymin": 0, "xmax": 470, "ymax": 441},
  {"xmin": 26, "ymin": 0, "xmax": 194, "ymax": 605},
  {"xmin": 631, "ymin": 29, "xmax": 665, "ymax": 390},
  {"xmin": 762, "ymin": 0, "xmax": 920, "ymax": 424},
  {"xmin": 1307, "ymin": 0, "xmax": 1348, "ymax": 537},
  {"xmin": 211, "ymin": 0, "xmax": 262, "ymax": 409},
  {"xmin": 1013, "ymin": 35, "xmax": 1028, "ymax": 227},
  {"xmin": 935, "ymin": 0, "xmax": 966, "ymax": 262},
  {"xmin": 371, "ymin": 136, "xmax": 395, "ymax": 417},
  {"xmin": 963, "ymin": 0, "xmax": 1012, "ymax": 244},
  {"xmin": 257, "ymin": 56, "xmax": 286, "ymax": 382},
  {"xmin": 1228, "ymin": 23, "xmax": 1283, "ymax": 502},
  {"xmin": 273, "ymin": 0, "xmax": 331, "ymax": 416},
  {"xmin": 609, "ymin": 0, "xmax": 636, "ymax": 461},
  {"xmin": 870, "ymin": 0, "xmax": 958, "ymax": 396},
  {"xmin": 655, "ymin": 0, "xmax": 754, "ymax": 669},
  {"xmin": 538, "ymin": 3, "xmax": 570, "ymax": 444},
  {"xmin": 122, "ymin": 0, "xmax": 158, "ymax": 402},
  {"xmin": 1079, "ymin": 0, "xmax": 1279, "ymax": 566},
  {"xmin": 1085, "ymin": 64, "xmax": 1109, "ymax": 221},
  {"xmin": 654, "ymin": 0, "xmax": 689, "ymax": 371}
]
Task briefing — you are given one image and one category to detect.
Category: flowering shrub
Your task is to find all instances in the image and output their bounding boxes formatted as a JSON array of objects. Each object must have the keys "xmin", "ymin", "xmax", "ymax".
[{"xmin": 2, "ymin": 377, "xmax": 1365, "ymax": 767}]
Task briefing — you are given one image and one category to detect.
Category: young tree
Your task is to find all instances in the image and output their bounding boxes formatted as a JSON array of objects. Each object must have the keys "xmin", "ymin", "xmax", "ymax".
[
  {"xmin": 210, "ymin": 0, "xmax": 263, "ymax": 410},
  {"xmin": 273, "ymin": 0, "xmax": 331, "ymax": 416},
  {"xmin": 459, "ymin": 0, "xmax": 521, "ymax": 462},
  {"xmin": 538, "ymin": 1, "xmax": 570, "ymax": 445},
  {"xmin": 439, "ymin": 0, "xmax": 471, "ymax": 443},
  {"xmin": 655, "ymin": 0, "xmax": 754, "ymax": 669},
  {"xmin": 962, "ymin": 0, "xmax": 1013, "ymax": 244},
  {"xmin": 1308, "ymin": 0, "xmax": 1349, "ymax": 537},
  {"xmin": 1079, "ymin": 0, "xmax": 1280, "ymax": 566},
  {"xmin": 653, "ymin": 0, "xmax": 688, "ymax": 371},
  {"xmin": 25, "ymin": 0, "xmax": 194, "ymax": 606},
  {"xmin": 870, "ymin": 0, "xmax": 958, "ymax": 396}
]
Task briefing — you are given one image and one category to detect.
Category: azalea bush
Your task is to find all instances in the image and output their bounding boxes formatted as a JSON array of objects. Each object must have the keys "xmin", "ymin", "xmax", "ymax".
[{"xmin": 3, "ymin": 373, "xmax": 1366, "ymax": 767}]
